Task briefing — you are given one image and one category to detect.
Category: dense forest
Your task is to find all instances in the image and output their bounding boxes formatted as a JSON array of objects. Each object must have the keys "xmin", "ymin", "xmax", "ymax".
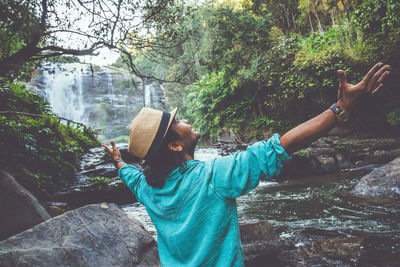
[
  {"xmin": 1, "ymin": 0, "xmax": 399, "ymax": 194},
  {"xmin": 117, "ymin": 0, "xmax": 400, "ymax": 141}
]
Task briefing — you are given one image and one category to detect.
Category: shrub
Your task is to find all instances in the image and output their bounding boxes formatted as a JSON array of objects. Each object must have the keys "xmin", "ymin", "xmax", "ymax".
[{"xmin": 0, "ymin": 80, "xmax": 99, "ymax": 194}]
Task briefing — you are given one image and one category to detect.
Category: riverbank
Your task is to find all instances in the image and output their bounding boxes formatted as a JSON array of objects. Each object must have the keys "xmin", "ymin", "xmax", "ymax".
[{"xmin": 47, "ymin": 134, "xmax": 400, "ymax": 210}]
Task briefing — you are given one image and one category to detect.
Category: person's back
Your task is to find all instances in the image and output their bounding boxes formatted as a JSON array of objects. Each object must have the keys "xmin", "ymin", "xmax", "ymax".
[{"xmin": 119, "ymin": 135, "xmax": 290, "ymax": 266}]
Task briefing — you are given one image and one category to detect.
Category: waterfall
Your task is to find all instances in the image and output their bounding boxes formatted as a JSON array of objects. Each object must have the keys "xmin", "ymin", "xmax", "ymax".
[
  {"xmin": 144, "ymin": 81, "xmax": 163, "ymax": 108},
  {"xmin": 144, "ymin": 82, "xmax": 151, "ymax": 107},
  {"xmin": 33, "ymin": 62, "xmax": 165, "ymax": 140},
  {"xmin": 41, "ymin": 63, "xmax": 88, "ymax": 124},
  {"xmin": 104, "ymin": 68, "xmax": 115, "ymax": 107}
]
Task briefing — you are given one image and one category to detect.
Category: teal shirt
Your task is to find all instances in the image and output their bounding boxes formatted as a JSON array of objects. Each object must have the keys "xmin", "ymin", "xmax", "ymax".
[{"xmin": 118, "ymin": 134, "xmax": 291, "ymax": 266}]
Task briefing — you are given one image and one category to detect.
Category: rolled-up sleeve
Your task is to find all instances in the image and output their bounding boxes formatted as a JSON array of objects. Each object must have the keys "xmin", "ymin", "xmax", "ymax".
[
  {"xmin": 208, "ymin": 134, "xmax": 291, "ymax": 199},
  {"xmin": 118, "ymin": 165, "xmax": 145, "ymax": 203}
]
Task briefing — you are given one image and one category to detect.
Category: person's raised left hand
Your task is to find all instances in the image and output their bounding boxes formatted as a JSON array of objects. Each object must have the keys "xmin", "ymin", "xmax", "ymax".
[
  {"xmin": 102, "ymin": 140, "xmax": 121, "ymax": 161},
  {"xmin": 337, "ymin": 62, "xmax": 391, "ymax": 110}
]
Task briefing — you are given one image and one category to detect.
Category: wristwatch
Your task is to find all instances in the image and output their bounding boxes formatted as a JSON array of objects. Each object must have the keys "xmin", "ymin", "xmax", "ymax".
[
  {"xmin": 330, "ymin": 103, "xmax": 349, "ymax": 122},
  {"xmin": 113, "ymin": 158, "xmax": 124, "ymax": 168}
]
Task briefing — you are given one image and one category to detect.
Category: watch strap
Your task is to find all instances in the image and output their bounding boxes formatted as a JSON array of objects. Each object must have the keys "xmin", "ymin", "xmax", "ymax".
[
  {"xmin": 113, "ymin": 158, "xmax": 124, "ymax": 168},
  {"xmin": 330, "ymin": 103, "xmax": 349, "ymax": 122}
]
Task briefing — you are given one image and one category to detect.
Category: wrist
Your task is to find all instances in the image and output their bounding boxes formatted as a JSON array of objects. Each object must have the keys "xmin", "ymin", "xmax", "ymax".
[
  {"xmin": 113, "ymin": 158, "xmax": 124, "ymax": 168},
  {"xmin": 336, "ymin": 99, "xmax": 353, "ymax": 111},
  {"xmin": 330, "ymin": 102, "xmax": 349, "ymax": 122}
]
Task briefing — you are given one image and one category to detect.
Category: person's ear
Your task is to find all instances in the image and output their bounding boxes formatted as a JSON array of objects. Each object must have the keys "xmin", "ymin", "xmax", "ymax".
[{"xmin": 168, "ymin": 142, "xmax": 183, "ymax": 152}]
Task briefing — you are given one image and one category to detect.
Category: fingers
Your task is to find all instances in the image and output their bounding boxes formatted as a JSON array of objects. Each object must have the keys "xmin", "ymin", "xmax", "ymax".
[
  {"xmin": 371, "ymin": 83, "xmax": 384, "ymax": 95},
  {"xmin": 370, "ymin": 67, "xmax": 390, "ymax": 92},
  {"xmin": 102, "ymin": 140, "xmax": 118, "ymax": 156},
  {"xmin": 376, "ymin": 70, "xmax": 390, "ymax": 84},
  {"xmin": 369, "ymin": 65, "xmax": 390, "ymax": 91},
  {"xmin": 362, "ymin": 62, "xmax": 383, "ymax": 84},
  {"xmin": 337, "ymin": 70, "xmax": 347, "ymax": 87},
  {"xmin": 102, "ymin": 143, "xmax": 112, "ymax": 154},
  {"xmin": 110, "ymin": 140, "xmax": 116, "ymax": 148}
]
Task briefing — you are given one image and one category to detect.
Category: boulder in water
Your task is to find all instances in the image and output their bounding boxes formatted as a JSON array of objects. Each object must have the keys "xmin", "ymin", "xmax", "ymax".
[
  {"xmin": 352, "ymin": 156, "xmax": 400, "ymax": 198},
  {"xmin": 0, "ymin": 203, "xmax": 160, "ymax": 267},
  {"xmin": 239, "ymin": 220, "xmax": 283, "ymax": 265},
  {"xmin": 0, "ymin": 169, "xmax": 51, "ymax": 241}
]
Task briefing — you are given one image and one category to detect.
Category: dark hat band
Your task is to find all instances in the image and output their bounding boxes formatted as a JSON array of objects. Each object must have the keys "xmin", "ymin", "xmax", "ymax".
[{"xmin": 144, "ymin": 111, "xmax": 171, "ymax": 160}]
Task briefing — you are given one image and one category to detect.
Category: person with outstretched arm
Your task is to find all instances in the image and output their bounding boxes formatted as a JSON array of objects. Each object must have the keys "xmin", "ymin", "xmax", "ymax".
[{"xmin": 103, "ymin": 62, "xmax": 390, "ymax": 266}]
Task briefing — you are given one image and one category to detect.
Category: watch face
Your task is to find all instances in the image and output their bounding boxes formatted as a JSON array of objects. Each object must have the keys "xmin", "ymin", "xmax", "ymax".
[
  {"xmin": 330, "ymin": 104, "xmax": 342, "ymax": 114},
  {"xmin": 334, "ymin": 106, "xmax": 342, "ymax": 113}
]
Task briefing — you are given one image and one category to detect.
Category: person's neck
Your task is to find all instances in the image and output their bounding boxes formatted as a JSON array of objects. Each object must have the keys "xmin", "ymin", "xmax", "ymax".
[
  {"xmin": 183, "ymin": 147, "xmax": 196, "ymax": 161},
  {"xmin": 184, "ymin": 153, "xmax": 194, "ymax": 161}
]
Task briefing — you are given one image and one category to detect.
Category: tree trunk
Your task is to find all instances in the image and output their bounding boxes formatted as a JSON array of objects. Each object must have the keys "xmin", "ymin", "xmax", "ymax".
[
  {"xmin": 308, "ymin": 12, "xmax": 314, "ymax": 32},
  {"xmin": 310, "ymin": 0, "xmax": 324, "ymax": 33},
  {"xmin": 256, "ymin": 80, "xmax": 264, "ymax": 117},
  {"xmin": 0, "ymin": 45, "xmax": 40, "ymax": 77}
]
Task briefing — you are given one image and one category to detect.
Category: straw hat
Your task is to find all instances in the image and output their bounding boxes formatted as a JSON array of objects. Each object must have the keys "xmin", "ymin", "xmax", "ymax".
[{"xmin": 128, "ymin": 107, "xmax": 178, "ymax": 160}]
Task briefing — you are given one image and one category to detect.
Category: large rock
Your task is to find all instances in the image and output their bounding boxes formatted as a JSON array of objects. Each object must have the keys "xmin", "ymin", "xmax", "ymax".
[
  {"xmin": 0, "ymin": 203, "xmax": 160, "ymax": 267},
  {"xmin": 315, "ymin": 155, "xmax": 337, "ymax": 174},
  {"xmin": 239, "ymin": 220, "xmax": 283, "ymax": 265},
  {"xmin": 53, "ymin": 180, "xmax": 137, "ymax": 209},
  {"xmin": 0, "ymin": 169, "xmax": 51, "ymax": 241},
  {"xmin": 217, "ymin": 133, "xmax": 235, "ymax": 144},
  {"xmin": 352, "ymin": 157, "xmax": 400, "ymax": 198},
  {"xmin": 293, "ymin": 228, "xmax": 363, "ymax": 265}
]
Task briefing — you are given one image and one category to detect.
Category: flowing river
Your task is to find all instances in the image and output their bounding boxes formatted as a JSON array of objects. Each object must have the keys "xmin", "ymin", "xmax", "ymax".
[{"xmin": 123, "ymin": 148, "xmax": 400, "ymax": 266}]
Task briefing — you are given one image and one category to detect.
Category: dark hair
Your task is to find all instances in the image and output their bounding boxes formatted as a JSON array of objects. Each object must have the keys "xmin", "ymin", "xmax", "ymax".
[{"xmin": 142, "ymin": 126, "xmax": 186, "ymax": 188}]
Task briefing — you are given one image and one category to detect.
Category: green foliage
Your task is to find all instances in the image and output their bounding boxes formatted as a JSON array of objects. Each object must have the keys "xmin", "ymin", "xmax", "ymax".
[
  {"xmin": 292, "ymin": 149, "xmax": 310, "ymax": 157},
  {"xmin": 0, "ymin": 80, "xmax": 99, "ymax": 194},
  {"xmin": 353, "ymin": 0, "xmax": 400, "ymax": 36},
  {"xmin": 0, "ymin": 79, "xmax": 51, "ymax": 114},
  {"xmin": 387, "ymin": 108, "xmax": 400, "ymax": 126},
  {"xmin": 119, "ymin": 0, "xmax": 400, "ymax": 140},
  {"xmin": 77, "ymin": 176, "xmax": 115, "ymax": 191},
  {"xmin": 186, "ymin": 70, "xmax": 250, "ymax": 137},
  {"xmin": 333, "ymin": 141, "xmax": 356, "ymax": 151}
]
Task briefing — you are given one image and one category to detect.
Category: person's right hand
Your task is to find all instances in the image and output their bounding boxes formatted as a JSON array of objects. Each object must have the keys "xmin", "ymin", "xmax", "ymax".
[
  {"xmin": 337, "ymin": 62, "xmax": 391, "ymax": 110},
  {"xmin": 102, "ymin": 140, "xmax": 121, "ymax": 161}
]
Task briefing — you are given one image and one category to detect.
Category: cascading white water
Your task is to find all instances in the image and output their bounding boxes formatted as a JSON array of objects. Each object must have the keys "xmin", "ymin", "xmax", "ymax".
[
  {"xmin": 144, "ymin": 81, "xmax": 163, "ymax": 108},
  {"xmin": 104, "ymin": 68, "xmax": 115, "ymax": 107},
  {"xmin": 36, "ymin": 62, "xmax": 165, "ymax": 140},
  {"xmin": 42, "ymin": 63, "xmax": 88, "ymax": 124},
  {"xmin": 144, "ymin": 82, "xmax": 155, "ymax": 107}
]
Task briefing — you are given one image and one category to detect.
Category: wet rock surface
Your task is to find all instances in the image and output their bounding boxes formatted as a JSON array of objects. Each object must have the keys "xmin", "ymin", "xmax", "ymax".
[
  {"xmin": 217, "ymin": 136, "xmax": 400, "ymax": 180},
  {"xmin": 239, "ymin": 221, "xmax": 284, "ymax": 266},
  {"xmin": 52, "ymin": 144, "xmax": 140, "ymax": 209},
  {"xmin": 293, "ymin": 229, "xmax": 364, "ymax": 266},
  {"xmin": 275, "ymin": 228, "xmax": 400, "ymax": 266},
  {"xmin": 276, "ymin": 136, "xmax": 400, "ymax": 179},
  {"xmin": 0, "ymin": 170, "xmax": 51, "ymax": 241},
  {"xmin": 0, "ymin": 203, "xmax": 160, "ymax": 267},
  {"xmin": 352, "ymin": 156, "xmax": 400, "ymax": 198}
]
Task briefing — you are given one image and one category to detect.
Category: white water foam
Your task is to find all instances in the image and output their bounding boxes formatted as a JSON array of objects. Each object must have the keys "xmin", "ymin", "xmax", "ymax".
[{"xmin": 42, "ymin": 63, "xmax": 88, "ymax": 123}]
